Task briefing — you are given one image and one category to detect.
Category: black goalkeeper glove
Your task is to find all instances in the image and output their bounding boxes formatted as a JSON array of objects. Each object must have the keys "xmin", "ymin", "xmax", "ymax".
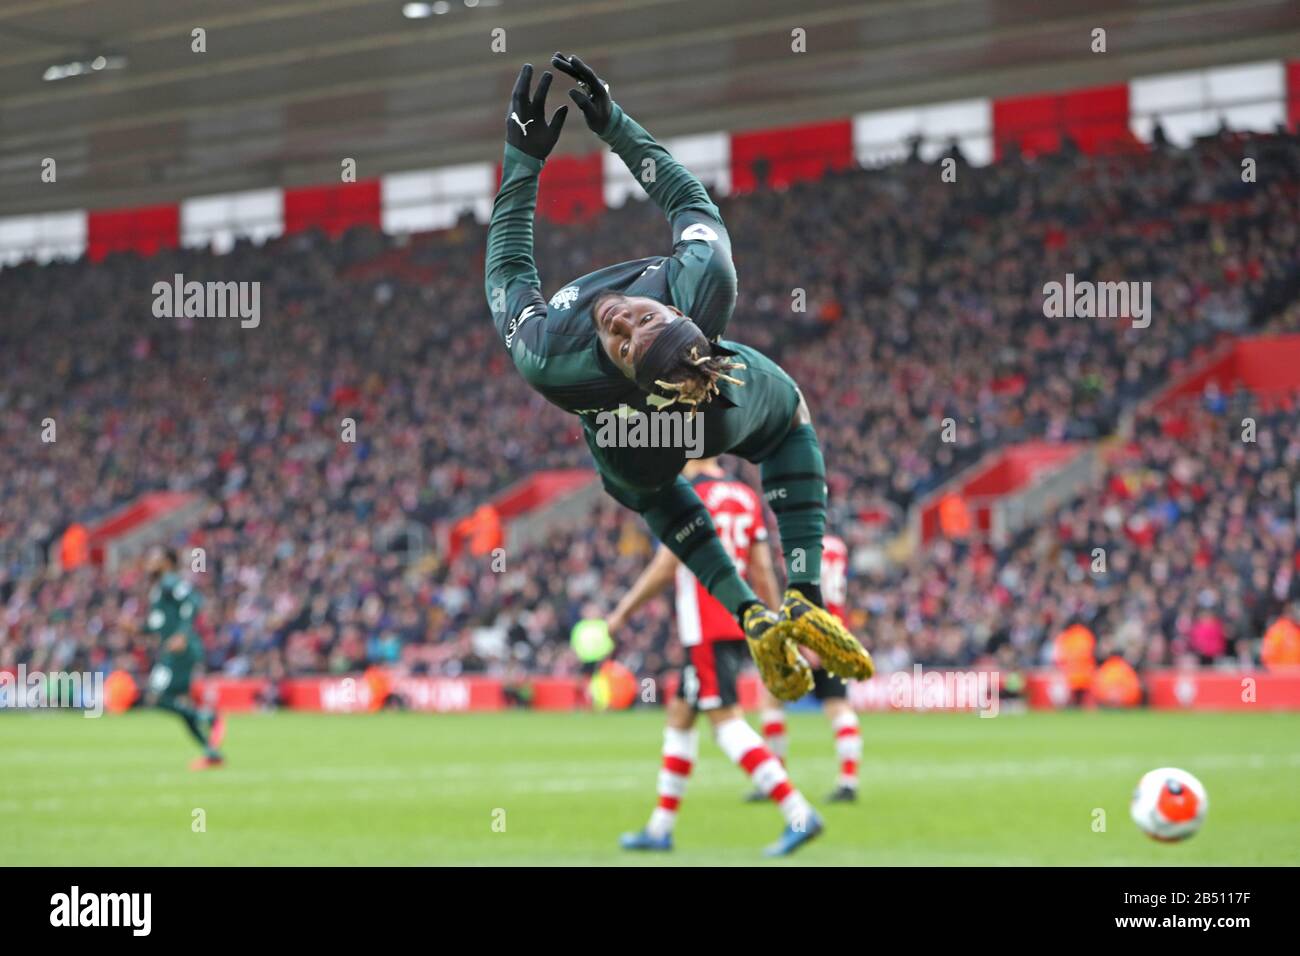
[
  {"xmin": 551, "ymin": 52, "xmax": 614, "ymax": 135},
  {"xmin": 505, "ymin": 63, "xmax": 568, "ymax": 161}
]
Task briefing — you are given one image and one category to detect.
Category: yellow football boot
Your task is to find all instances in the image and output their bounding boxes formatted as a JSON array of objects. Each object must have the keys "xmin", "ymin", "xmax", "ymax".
[
  {"xmin": 780, "ymin": 587, "xmax": 874, "ymax": 680},
  {"xmin": 742, "ymin": 604, "xmax": 814, "ymax": 701}
]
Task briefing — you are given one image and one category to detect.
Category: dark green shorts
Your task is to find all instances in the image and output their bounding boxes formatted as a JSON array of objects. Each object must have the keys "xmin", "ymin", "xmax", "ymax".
[{"xmin": 149, "ymin": 644, "xmax": 200, "ymax": 700}]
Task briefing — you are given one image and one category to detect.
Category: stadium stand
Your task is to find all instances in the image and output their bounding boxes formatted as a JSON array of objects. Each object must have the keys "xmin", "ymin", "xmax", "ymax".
[{"xmin": 2, "ymin": 126, "xmax": 1298, "ymax": 686}]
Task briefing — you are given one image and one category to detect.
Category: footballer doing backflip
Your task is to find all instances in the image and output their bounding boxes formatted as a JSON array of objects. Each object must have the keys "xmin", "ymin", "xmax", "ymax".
[
  {"xmin": 605, "ymin": 458, "xmax": 822, "ymax": 855},
  {"xmin": 484, "ymin": 54, "xmax": 874, "ymax": 701}
]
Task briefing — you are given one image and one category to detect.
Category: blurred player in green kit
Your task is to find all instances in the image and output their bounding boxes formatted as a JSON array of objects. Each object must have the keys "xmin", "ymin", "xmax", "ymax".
[{"xmin": 143, "ymin": 546, "xmax": 226, "ymax": 769}]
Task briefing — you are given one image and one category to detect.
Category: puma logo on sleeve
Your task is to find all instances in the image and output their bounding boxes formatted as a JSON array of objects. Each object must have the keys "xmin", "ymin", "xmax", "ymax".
[{"xmin": 504, "ymin": 304, "xmax": 537, "ymax": 348}]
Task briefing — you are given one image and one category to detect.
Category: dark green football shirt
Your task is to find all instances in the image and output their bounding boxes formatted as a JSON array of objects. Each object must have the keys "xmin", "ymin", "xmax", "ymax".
[
  {"xmin": 485, "ymin": 103, "xmax": 737, "ymax": 417},
  {"xmin": 145, "ymin": 571, "xmax": 202, "ymax": 649},
  {"xmin": 484, "ymin": 104, "xmax": 800, "ymax": 500}
]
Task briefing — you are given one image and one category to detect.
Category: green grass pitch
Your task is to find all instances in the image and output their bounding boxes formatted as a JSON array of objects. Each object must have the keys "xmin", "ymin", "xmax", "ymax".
[{"xmin": 2, "ymin": 708, "xmax": 1298, "ymax": 865}]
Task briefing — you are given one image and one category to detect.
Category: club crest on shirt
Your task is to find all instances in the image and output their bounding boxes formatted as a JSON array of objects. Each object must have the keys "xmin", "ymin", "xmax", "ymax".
[{"xmin": 549, "ymin": 285, "xmax": 580, "ymax": 310}]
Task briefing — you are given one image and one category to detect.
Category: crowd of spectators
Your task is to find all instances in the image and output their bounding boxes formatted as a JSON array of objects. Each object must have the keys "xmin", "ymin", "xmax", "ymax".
[
  {"xmin": 2, "ymin": 126, "xmax": 1299, "ymax": 682},
  {"xmin": 856, "ymin": 396, "xmax": 1300, "ymax": 678}
]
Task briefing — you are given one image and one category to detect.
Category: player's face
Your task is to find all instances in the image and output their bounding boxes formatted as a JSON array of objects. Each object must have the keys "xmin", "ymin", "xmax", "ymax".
[
  {"xmin": 592, "ymin": 293, "xmax": 681, "ymax": 379},
  {"xmin": 145, "ymin": 549, "xmax": 166, "ymax": 579},
  {"xmin": 145, "ymin": 547, "xmax": 172, "ymax": 580}
]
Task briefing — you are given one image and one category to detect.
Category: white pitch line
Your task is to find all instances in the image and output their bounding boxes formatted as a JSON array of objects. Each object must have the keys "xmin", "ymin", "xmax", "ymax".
[
  {"xmin": 3, "ymin": 752, "xmax": 1298, "ymax": 815},
  {"xmin": 9, "ymin": 748, "xmax": 1299, "ymax": 797}
]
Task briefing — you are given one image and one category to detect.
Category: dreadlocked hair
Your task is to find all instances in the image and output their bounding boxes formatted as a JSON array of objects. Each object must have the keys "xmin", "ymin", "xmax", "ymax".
[{"xmin": 653, "ymin": 345, "xmax": 747, "ymax": 414}]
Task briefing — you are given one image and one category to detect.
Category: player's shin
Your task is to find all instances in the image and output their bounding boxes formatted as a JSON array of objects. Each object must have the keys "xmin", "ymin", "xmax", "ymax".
[
  {"xmin": 158, "ymin": 698, "xmax": 212, "ymax": 752},
  {"xmin": 641, "ymin": 482, "xmax": 758, "ymax": 616},
  {"xmin": 632, "ymin": 479, "xmax": 809, "ymax": 697},
  {"xmin": 647, "ymin": 726, "xmax": 697, "ymax": 837},
  {"xmin": 714, "ymin": 717, "xmax": 811, "ymax": 826},
  {"xmin": 760, "ymin": 423, "xmax": 874, "ymax": 679},
  {"xmin": 831, "ymin": 709, "xmax": 862, "ymax": 790},
  {"xmin": 761, "ymin": 709, "xmax": 789, "ymax": 763},
  {"xmin": 759, "ymin": 422, "xmax": 827, "ymax": 589}
]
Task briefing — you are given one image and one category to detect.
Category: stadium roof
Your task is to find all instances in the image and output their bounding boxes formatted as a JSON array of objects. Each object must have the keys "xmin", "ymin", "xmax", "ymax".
[{"xmin": 0, "ymin": 0, "xmax": 1297, "ymax": 217}]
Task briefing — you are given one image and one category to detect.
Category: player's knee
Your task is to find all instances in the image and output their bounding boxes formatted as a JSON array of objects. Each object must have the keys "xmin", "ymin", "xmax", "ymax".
[
  {"xmin": 706, "ymin": 704, "xmax": 744, "ymax": 729},
  {"xmin": 824, "ymin": 698, "xmax": 853, "ymax": 721},
  {"xmin": 665, "ymin": 697, "xmax": 695, "ymax": 728}
]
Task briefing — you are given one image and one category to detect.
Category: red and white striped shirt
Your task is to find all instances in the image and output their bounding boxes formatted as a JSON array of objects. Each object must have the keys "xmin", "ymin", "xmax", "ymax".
[
  {"xmin": 674, "ymin": 474, "xmax": 767, "ymax": 646},
  {"xmin": 821, "ymin": 533, "xmax": 849, "ymax": 624}
]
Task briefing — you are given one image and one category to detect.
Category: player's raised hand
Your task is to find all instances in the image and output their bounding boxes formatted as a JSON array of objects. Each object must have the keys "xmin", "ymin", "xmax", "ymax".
[
  {"xmin": 505, "ymin": 63, "xmax": 568, "ymax": 161},
  {"xmin": 551, "ymin": 52, "xmax": 613, "ymax": 134}
]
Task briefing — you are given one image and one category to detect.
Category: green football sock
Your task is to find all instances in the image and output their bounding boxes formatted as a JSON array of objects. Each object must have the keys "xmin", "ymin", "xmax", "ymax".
[
  {"xmin": 158, "ymin": 698, "xmax": 211, "ymax": 751},
  {"xmin": 638, "ymin": 475, "xmax": 758, "ymax": 616},
  {"xmin": 759, "ymin": 423, "xmax": 827, "ymax": 591}
]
